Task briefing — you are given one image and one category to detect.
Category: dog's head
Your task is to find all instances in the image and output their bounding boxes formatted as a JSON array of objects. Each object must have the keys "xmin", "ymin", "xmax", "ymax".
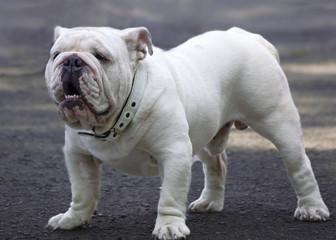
[{"xmin": 45, "ymin": 26, "xmax": 153, "ymax": 133}]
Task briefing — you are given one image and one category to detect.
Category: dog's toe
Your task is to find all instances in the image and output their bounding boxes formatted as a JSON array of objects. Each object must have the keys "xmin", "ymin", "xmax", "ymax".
[
  {"xmin": 294, "ymin": 204, "xmax": 329, "ymax": 222},
  {"xmin": 47, "ymin": 211, "xmax": 86, "ymax": 230},
  {"xmin": 189, "ymin": 198, "xmax": 223, "ymax": 212},
  {"xmin": 152, "ymin": 217, "xmax": 190, "ymax": 240}
]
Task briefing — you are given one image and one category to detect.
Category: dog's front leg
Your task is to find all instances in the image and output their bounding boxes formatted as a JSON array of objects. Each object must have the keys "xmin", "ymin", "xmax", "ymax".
[
  {"xmin": 152, "ymin": 142, "xmax": 192, "ymax": 240},
  {"xmin": 47, "ymin": 146, "xmax": 102, "ymax": 230}
]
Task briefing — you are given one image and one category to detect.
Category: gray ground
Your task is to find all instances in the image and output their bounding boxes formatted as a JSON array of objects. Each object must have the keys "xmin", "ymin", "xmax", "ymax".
[{"xmin": 0, "ymin": 1, "xmax": 335, "ymax": 239}]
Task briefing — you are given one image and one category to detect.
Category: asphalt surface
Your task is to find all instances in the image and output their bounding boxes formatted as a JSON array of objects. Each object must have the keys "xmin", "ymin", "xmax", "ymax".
[
  {"xmin": 0, "ymin": 73, "xmax": 335, "ymax": 240},
  {"xmin": 0, "ymin": 1, "xmax": 336, "ymax": 239}
]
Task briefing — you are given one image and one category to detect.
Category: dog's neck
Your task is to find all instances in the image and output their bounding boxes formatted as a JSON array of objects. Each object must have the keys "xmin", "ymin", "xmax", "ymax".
[{"xmin": 77, "ymin": 63, "xmax": 148, "ymax": 141}]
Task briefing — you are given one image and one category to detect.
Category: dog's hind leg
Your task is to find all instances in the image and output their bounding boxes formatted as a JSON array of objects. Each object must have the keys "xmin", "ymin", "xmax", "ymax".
[
  {"xmin": 248, "ymin": 103, "xmax": 330, "ymax": 221},
  {"xmin": 189, "ymin": 122, "xmax": 232, "ymax": 212}
]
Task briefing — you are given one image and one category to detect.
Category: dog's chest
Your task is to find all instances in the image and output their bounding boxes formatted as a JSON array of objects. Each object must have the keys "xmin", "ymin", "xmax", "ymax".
[{"xmin": 83, "ymin": 139, "xmax": 159, "ymax": 176}]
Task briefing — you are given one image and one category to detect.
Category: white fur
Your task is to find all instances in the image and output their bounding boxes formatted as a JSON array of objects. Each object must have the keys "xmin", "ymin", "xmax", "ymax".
[{"xmin": 45, "ymin": 26, "xmax": 329, "ymax": 240}]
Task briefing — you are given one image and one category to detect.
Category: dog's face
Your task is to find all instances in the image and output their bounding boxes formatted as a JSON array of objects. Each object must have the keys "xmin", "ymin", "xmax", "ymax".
[{"xmin": 45, "ymin": 26, "xmax": 153, "ymax": 133}]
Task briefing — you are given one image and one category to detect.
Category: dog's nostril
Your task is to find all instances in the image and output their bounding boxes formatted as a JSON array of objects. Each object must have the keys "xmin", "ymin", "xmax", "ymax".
[
  {"xmin": 74, "ymin": 58, "xmax": 83, "ymax": 68},
  {"xmin": 63, "ymin": 56, "xmax": 83, "ymax": 71},
  {"xmin": 64, "ymin": 58, "xmax": 70, "ymax": 66}
]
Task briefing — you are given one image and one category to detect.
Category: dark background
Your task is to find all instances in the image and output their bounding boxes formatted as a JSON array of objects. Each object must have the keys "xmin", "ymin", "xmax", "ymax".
[
  {"xmin": 0, "ymin": 1, "xmax": 335, "ymax": 239},
  {"xmin": 1, "ymin": 0, "xmax": 336, "ymax": 73}
]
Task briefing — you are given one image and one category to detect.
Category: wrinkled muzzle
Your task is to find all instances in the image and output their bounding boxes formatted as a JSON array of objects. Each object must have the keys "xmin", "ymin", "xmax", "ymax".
[{"xmin": 50, "ymin": 54, "xmax": 110, "ymax": 130}]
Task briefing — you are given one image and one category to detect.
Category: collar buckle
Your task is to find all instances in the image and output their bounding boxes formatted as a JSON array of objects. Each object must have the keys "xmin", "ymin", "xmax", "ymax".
[{"xmin": 77, "ymin": 127, "xmax": 121, "ymax": 141}]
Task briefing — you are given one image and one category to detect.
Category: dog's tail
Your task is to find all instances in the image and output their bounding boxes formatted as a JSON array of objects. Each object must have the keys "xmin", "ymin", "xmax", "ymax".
[{"xmin": 229, "ymin": 27, "xmax": 280, "ymax": 63}]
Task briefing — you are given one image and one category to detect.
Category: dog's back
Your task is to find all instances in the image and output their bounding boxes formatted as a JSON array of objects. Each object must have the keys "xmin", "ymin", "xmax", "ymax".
[{"xmin": 228, "ymin": 27, "xmax": 280, "ymax": 63}]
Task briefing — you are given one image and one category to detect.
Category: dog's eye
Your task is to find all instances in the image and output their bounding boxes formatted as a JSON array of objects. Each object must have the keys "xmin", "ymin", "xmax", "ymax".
[
  {"xmin": 95, "ymin": 53, "xmax": 109, "ymax": 64},
  {"xmin": 52, "ymin": 52, "xmax": 60, "ymax": 60}
]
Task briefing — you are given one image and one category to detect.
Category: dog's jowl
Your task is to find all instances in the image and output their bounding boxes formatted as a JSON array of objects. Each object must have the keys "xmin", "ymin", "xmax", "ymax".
[{"xmin": 45, "ymin": 26, "xmax": 329, "ymax": 240}]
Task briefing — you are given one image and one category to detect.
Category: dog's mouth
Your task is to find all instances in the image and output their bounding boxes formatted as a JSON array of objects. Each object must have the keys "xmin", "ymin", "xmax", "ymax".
[
  {"xmin": 59, "ymin": 91, "xmax": 109, "ymax": 130},
  {"xmin": 55, "ymin": 55, "xmax": 111, "ymax": 129},
  {"xmin": 60, "ymin": 81, "xmax": 109, "ymax": 116}
]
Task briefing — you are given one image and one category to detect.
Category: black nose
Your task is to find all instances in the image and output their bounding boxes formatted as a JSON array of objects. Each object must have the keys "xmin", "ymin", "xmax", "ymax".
[
  {"xmin": 61, "ymin": 56, "xmax": 84, "ymax": 96},
  {"xmin": 63, "ymin": 55, "xmax": 83, "ymax": 72}
]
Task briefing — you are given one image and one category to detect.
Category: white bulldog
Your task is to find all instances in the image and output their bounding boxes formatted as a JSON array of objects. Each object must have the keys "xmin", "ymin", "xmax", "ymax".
[{"xmin": 45, "ymin": 26, "xmax": 329, "ymax": 239}]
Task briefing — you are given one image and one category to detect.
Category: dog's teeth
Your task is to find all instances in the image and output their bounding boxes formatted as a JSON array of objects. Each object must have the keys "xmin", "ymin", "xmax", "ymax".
[{"xmin": 65, "ymin": 94, "xmax": 80, "ymax": 98}]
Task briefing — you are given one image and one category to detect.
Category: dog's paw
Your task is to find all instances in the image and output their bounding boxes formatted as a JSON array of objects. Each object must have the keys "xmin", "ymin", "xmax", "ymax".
[
  {"xmin": 47, "ymin": 211, "xmax": 87, "ymax": 230},
  {"xmin": 294, "ymin": 204, "xmax": 330, "ymax": 221},
  {"xmin": 189, "ymin": 197, "xmax": 223, "ymax": 212},
  {"xmin": 152, "ymin": 216, "xmax": 190, "ymax": 240}
]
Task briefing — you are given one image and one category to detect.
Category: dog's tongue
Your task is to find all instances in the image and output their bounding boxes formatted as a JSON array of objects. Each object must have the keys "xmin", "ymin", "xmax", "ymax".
[{"xmin": 59, "ymin": 96, "xmax": 98, "ymax": 125}]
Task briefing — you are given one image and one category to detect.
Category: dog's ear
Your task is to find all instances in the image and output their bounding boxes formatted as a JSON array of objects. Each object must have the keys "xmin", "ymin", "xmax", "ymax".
[
  {"xmin": 54, "ymin": 26, "xmax": 68, "ymax": 42},
  {"xmin": 121, "ymin": 27, "xmax": 153, "ymax": 61}
]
